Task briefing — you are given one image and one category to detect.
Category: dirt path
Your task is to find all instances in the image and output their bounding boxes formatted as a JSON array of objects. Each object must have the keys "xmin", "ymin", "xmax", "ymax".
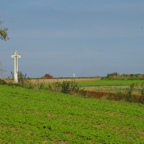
[{"xmin": 4, "ymin": 78, "xmax": 101, "ymax": 84}]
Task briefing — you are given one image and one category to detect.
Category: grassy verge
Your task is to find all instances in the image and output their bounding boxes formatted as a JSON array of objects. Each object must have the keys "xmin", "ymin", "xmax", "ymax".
[{"xmin": 0, "ymin": 84, "xmax": 144, "ymax": 143}]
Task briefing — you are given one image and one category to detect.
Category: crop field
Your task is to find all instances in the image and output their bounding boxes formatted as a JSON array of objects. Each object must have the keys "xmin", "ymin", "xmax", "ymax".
[
  {"xmin": 79, "ymin": 85, "xmax": 143, "ymax": 95},
  {"xmin": 0, "ymin": 84, "xmax": 144, "ymax": 143},
  {"xmin": 77, "ymin": 80, "xmax": 144, "ymax": 87},
  {"xmin": 4, "ymin": 78, "xmax": 100, "ymax": 84},
  {"xmin": 77, "ymin": 80, "xmax": 144, "ymax": 95}
]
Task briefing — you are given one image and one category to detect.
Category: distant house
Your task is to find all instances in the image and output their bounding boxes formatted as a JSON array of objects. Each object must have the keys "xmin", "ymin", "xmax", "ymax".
[{"xmin": 42, "ymin": 74, "xmax": 53, "ymax": 78}]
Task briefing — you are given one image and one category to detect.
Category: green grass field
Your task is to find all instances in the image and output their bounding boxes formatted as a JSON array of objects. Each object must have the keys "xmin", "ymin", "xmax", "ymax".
[{"xmin": 0, "ymin": 84, "xmax": 144, "ymax": 143}]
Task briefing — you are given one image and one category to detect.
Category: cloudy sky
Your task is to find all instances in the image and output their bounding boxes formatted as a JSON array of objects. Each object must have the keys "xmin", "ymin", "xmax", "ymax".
[{"xmin": 0, "ymin": 0, "xmax": 144, "ymax": 78}]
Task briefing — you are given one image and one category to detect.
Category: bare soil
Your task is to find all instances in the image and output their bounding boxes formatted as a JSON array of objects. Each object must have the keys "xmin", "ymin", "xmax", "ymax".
[{"xmin": 4, "ymin": 78, "xmax": 101, "ymax": 84}]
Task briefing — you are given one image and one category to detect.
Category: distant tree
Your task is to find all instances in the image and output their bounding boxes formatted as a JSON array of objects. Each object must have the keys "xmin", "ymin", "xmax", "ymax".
[{"xmin": 0, "ymin": 20, "xmax": 9, "ymax": 41}]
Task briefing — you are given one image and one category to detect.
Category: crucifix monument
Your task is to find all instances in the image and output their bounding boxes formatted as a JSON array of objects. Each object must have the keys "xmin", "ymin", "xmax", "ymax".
[{"xmin": 11, "ymin": 51, "xmax": 21, "ymax": 83}]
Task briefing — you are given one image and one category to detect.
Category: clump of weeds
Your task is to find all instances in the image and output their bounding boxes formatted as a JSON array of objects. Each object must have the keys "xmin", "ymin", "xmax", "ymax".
[
  {"xmin": 51, "ymin": 79, "xmax": 62, "ymax": 91},
  {"xmin": 139, "ymin": 82, "xmax": 144, "ymax": 103},
  {"xmin": 50, "ymin": 79, "xmax": 80, "ymax": 94},
  {"xmin": 124, "ymin": 83, "xmax": 138, "ymax": 103},
  {"xmin": 102, "ymin": 82, "xmax": 144, "ymax": 104},
  {"xmin": 115, "ymin": 91, "xmax": 125, "ymax": 101},
  {"xmin": 116, "ymin": 82, "xmax": 144, "ymax": 104}
]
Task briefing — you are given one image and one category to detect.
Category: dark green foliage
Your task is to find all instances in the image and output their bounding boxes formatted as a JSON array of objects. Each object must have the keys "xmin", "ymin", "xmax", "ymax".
[
  {"xmin": 104, "ymin": 72, "xmax": 144, "ymax": 80},
  {"xmin": 107, "ymin": 72, "xmax": 118, "ymax": 78},
  {"xmin": 0, "ymin": 20, "xmax": 9, "ymax": 41}
]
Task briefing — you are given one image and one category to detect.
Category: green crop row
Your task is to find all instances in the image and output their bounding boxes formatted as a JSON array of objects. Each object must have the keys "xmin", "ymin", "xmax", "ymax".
[{"xmin": 77, "ymin": 79, "xmax": 144, "ymax": 87}]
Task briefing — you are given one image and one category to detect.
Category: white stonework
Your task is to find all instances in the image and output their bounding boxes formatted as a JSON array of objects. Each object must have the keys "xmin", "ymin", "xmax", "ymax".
[{"xmin": 11, "ymin": 51, "xmax": 21, "ymax": 83}]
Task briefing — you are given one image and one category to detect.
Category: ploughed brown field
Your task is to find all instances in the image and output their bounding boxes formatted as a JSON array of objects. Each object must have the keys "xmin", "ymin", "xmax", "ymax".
[{"xmin": 4, "ymin": 78, "xmax": 101, "ymax": 84}]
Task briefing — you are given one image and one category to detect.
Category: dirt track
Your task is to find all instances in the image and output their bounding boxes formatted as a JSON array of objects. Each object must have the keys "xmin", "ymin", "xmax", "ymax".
[{"xmin": 4, "ymin": 78, "xmax": 101, "ymax": 84}]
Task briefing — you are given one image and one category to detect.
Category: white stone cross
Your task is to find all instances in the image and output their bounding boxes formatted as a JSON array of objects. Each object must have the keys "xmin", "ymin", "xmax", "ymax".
[
  {"xmin": 11, "ymin": 51, "xmax": 21, "ymax": 83},
  {"xmin": 73, "ymin": 73, "xmax": 75, "ymax": 77}
]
